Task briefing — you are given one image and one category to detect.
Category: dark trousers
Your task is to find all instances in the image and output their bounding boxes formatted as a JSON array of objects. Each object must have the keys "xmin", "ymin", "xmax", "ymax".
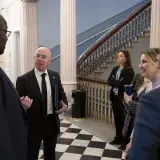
[
  {"xmin": 112, "ymin": 96, "xmax": 125, "ymax": 140},
  {"xmin": 122, "ymin": 117, "xmax": 134, "ymax": 146},
  {"xmin": 27, "ymin": 114, "xmax": 58, "ymax": 160}
]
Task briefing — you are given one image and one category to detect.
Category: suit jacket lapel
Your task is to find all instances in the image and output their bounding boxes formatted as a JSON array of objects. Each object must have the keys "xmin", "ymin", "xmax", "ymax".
[
  {"xmin": 48, "ymin": 70, "xmax": 57, "ymax": 88},
  {"xmin": 28, "ymin": 69, "xmax": 42, "ymax": 103}
]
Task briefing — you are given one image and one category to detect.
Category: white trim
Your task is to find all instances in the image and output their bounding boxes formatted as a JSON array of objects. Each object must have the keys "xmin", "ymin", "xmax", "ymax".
[
  {"xmin": 12, "ymin": 28, "xmax": 20, "ymax": 32},
  {"xmin": 52, "ymin": 23, "xmax": 118, "ymax": 61},
  {"xmin": 52, "ymin": 54, "xmax": 60, "ymax": 60},
  {"xmin": 62, "ymin": 81, "xmax": 78, "ymax": 85},
  {"xmin": 0, "ymin": 0, "xmax": 18, "ymax": 10},
  {"xmin": 78, "ymin": 24, "xmax": 117, "ymax": 46},
  {"xmin": 78, "ymin": 23, "xmax": 118, "ymax": 61},
  {"xmin": 4, "ymin": 68, "xmax": 11, "ymax": 71}
]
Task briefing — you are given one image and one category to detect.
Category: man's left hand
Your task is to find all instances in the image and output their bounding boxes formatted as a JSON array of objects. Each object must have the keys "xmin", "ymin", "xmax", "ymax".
[
  {"xmin": 56, "ymin": 100, "xmax": 67, "ymax": 115},
  {"xmin": 21, "ymin": 96, "xmax": 33, "ymax": 110}
]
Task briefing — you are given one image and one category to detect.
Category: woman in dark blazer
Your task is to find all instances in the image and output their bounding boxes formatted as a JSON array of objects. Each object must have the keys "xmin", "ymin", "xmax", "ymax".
[{"xmin": 107, "ymin": 50, "xmax": 134, "ymax": 145}]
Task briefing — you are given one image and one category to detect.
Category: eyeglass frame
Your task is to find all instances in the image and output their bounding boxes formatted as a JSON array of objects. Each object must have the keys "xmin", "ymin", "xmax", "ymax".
[{"xmin": 0, "ymin": 29, "xmax": 11, "ymax": 37}]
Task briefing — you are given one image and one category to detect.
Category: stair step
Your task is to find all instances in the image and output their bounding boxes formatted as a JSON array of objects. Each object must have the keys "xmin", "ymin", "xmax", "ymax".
[
  {"xmin": 112, "ymin": 56, "xmax": 117, "ymax": 59},
  {"xmin": 105, "ymin": 61, "xmax": 114, "ymax": 63},
  {"xmin": 144, "ymin": 29, "xmax": 150, "ymax": 33},
  {"xmin": 125, "ymin": 45, "xmax": 133, "ymax": 49},
  {"xmin": 138, "ymin": 32, "xmax": 147, "ymax": 38},
  {"xmin": 132, "ymin": 40, "xmax": 139, "ymax": 44},
  {"xmin": 100, "ymin": 66, "xmax": 108, "ymax": 68},
  {"xmin": 144, "ymin": 31, "xmax": 150, "ymax": 37},
  {"xmin": 94, "ymin": 70, "xmax": 103, "ymax": 74}
]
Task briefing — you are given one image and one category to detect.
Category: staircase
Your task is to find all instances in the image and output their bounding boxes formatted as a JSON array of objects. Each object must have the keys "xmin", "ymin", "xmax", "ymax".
[
  {"xmin": 77, "ymin": 0, "xmax": 151, "ymax": 78},
  {"xmin": 77, "ymin": 0, "xmax": 151, "ymax": 123},
  {"xmin": 49, "ymin": 0, "xmax": 149, "ymax": 73}
]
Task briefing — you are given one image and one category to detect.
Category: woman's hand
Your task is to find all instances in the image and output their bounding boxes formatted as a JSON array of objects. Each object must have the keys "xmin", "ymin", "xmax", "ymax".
[
  {"xmin": 125, "ymin": 142, "xmax": 132, "ymax": 159},
  {"xmin": 125, "ymin": 142, "xmax": 131, "ymax": 153},
  {"xmin": 124, "ymin": 92, "xmax": 133, "ymax": 104}
]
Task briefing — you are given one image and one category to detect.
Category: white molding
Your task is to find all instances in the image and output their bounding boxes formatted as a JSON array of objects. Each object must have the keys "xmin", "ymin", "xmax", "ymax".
[
  {"xmin": 0, "ymin": 0, "xmax": 18, "ymax": 9},
  {"xmin": 12, "ymin": 28, "xmax": 20, "ymax": 32},
  {"xmin": 4, "ymin": 68, "xmax": 11, "ymax": 71},
  {"xmin": 62, "ymin": 81, "xmax": 78, "ymax": 85}
]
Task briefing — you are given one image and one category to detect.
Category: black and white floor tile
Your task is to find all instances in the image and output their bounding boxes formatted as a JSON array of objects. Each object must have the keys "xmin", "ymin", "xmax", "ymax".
[{"xmin": 38, "ymin": 118, "xmax": 126, "ymax": 160}]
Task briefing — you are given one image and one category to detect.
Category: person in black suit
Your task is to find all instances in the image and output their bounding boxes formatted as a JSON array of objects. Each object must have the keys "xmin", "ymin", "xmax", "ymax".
[
  {"xmin": 0, "ymin": 14, "xmax": 31, "ymax": 160},
  {"xmin": 107, "ymin": 50, "xmax": 134, "ymax": 148},
  {"xmin": 16, "ymin": 47, "xmax": 68, "ymax": 160},
  {"xmin": 127, "ymin": 48, "xmax": 160, "ymax": 160}
]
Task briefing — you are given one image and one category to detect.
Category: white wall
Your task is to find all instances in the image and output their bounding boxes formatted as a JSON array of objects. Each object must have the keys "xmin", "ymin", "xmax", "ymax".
[
  {"xmin": 37, "ymin": 0, "xmax": 144, "ymax": 48},
  {"xmin": 8, "ymin": 1, "xmax": 21, "ymax": 84}
]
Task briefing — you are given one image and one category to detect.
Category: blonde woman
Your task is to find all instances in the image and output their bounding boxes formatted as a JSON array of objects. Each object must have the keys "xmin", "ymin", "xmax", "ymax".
[{"xmin": 125, "ymin": 48, "xmax": 160, "ymax": 159}]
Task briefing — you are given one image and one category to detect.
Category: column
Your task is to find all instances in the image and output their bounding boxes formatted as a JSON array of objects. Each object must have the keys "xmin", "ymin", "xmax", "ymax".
[
  {"xmin": 150, "ymin": 0, "xmax": 160, "ymax": 48},
  {"xmin": 10, "ymin": 31, "xmax": 20, "ymax": 84},
  {"xmin": 20, "ymin": 0, "xmax": 38, "ymax": 73},
  {"xmin": 60, "ymin": 0, "xmax": 77, "ymax": 108}
]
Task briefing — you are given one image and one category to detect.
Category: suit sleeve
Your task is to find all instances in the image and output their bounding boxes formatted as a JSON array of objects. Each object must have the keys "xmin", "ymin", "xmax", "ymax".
[
  {"xmin": 107, "ymin": 67, "xmax": 116, "ymax": 86},
  {"xmin": 117, "ymin": 68, "xmax": 134, "ymax": 87},
  {"xmin": 108, "ymin": 67, "xmax": 134, "ymax": 87},
  {"xmin": 57, "ymin": 74, "xmax": 68, "ymax": 106},
  {"xmin": 0, "ymin": 78, "xmax": 14, "ymax": 159},
  {"xmin": 16, "ymin": 77, "xmax": 27, "ymax": 97},
  {"xmin": 128, "ymin": 91, "xmax": 160, "ymax": 160}
]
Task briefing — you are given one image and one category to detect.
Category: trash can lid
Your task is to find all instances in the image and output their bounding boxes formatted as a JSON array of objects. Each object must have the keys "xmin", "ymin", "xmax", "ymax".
[{"xmin": 72, "ymin": 89, "xmax": 85, "ymax": 93}]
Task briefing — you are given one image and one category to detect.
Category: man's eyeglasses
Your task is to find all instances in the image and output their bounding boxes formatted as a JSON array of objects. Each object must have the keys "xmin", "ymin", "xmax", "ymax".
[
  {"xmin": 0, "ymin": 29, "xmax": 11, "ymax": 37},
  {"xmin": 35, "ymin": 54, "xmax": 48, "ymax": 60}
]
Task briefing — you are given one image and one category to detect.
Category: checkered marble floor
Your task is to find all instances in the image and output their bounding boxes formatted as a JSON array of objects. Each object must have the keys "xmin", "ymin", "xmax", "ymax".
[{"xmin": 38, "ymin": 118, "xmax": 126, "ymax": 160}]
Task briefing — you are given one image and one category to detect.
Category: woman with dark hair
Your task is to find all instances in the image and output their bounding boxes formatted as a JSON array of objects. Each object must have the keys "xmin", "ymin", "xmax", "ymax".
[{"xmin": 107, "ymin": 50, "xmax": 134, "ymax": 146}]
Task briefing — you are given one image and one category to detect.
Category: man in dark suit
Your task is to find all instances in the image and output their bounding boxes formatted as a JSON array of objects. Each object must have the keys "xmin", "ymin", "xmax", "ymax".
[
  {"xmin": 16, "ymin": 47, "xmax": 68, "ymax": 160},
  {"xmin": 128, "ymin": 50, "xmax": 160, "ymax": 160},
  {"xmin": 0, "ymin": 14, "xmax": 28, "ymax": 160}
]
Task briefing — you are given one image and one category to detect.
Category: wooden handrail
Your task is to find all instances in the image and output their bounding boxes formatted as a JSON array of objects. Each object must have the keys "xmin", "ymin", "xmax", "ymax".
[
  {"xmin": 77, "ymin": 0, "xmax": 151, "ymax": 67},
  {"xmin": 77, "ymin": 76, "xmax": 108, "ymax": 85}
]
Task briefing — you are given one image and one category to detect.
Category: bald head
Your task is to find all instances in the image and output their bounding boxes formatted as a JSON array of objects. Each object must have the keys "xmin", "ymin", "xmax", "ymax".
[
  {"xmin": 0, "ymin": 14, "xmax": 8, "ymax": 55},
  {"xmin": 34, "ymin": 47, "xmax": 52, "ymax": 72},
  {"xmin": 35, "ymin": 47, "xmax": 52, "ymax": 59}
]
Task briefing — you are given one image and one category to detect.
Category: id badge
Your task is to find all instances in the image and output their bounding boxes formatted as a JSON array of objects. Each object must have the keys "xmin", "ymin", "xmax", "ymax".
[{"xmin": 113, "ymin": 87, "xmax": 119, "ymax": 96}]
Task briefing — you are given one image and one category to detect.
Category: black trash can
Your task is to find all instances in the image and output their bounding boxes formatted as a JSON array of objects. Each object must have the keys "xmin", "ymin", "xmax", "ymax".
[{"xmin": 71, "ymin": 90, "xmax": 86, "ymax": 118}]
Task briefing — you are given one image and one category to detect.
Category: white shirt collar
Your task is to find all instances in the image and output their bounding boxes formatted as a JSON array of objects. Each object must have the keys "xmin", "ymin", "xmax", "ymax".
[{"xmin": 34, "ymin": 67, "xmax": 48, "ymax": 76}]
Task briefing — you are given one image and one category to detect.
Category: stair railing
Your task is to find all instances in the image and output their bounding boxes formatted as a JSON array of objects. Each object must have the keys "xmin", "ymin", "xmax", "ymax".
[
  {"xmin": 77, "ymin": 0, "xmax": 151, "ymax": 123},
  {"xmin": 77, "ymin": 76, "xmax": 114, "ymax": 124},
  {"xmin": 77, "ymin": 0, "xmax": 151, "ymax": 77}
]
